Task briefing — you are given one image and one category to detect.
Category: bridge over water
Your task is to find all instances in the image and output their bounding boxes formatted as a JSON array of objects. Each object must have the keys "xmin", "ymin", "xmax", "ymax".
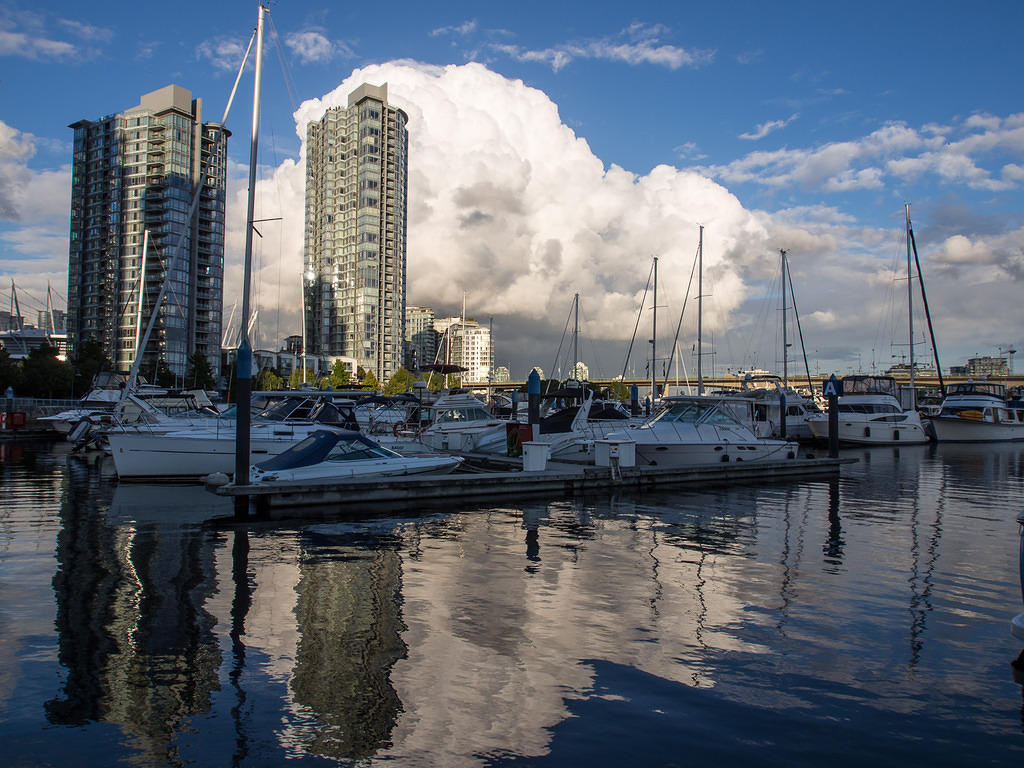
[{"xmin": 467, "ymin": 375, "xmax": 1024, "ymax": 395}]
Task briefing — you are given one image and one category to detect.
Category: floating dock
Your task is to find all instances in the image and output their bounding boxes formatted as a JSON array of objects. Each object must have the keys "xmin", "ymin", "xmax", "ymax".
[{"xmin": 215, "ymin": 454, "xmax": 849, "ymax": 516}]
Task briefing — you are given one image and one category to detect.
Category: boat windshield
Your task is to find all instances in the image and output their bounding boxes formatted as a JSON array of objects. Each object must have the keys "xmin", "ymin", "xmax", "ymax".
[
  {"xmin": 255, "ymin": 396, "xmax": 308, "ymax": 421},
  {"xmin": 651, "ymin": 401, "xmax": 744, "ymax": 427},
  {"xmin": 325, "ymin": 439, "xmax": 400, "ymax": 461},
  {"xmin": 838, "ymin": 403, "xmax": 902, "ymax": 415},
  {"xmin": 432, "ymin": 407, "xmax": 493, "ymax": 424}
]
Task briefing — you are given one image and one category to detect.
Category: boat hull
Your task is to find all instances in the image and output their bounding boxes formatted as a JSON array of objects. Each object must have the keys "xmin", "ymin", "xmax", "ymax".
[
  {"xmin": 929, "ymin": 416, "xmax": 1024, "ymax": 442},
  {"xmin": 107, "ymin": 427, "xmax": 333, "ymax": 480},
  {"xmin": 806, "ymin": 416, "xmax": 931, "ymax": 445},
  {"xmin": 632, "ymin": 439, "xmax": 799, "ymax": 467},
  {"xmin": 251, "ymin": 455, "xmax": 462, "ymax": 483}
]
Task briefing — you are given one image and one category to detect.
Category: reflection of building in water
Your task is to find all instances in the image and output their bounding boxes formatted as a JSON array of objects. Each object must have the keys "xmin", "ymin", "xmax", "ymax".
[
  {"xmin": 290, "ymin": 540, "xmax": 406, "ymax": 760},
  {"xmin": 46, "ymin": 484, "xmax": 220, "ymax": 764}
]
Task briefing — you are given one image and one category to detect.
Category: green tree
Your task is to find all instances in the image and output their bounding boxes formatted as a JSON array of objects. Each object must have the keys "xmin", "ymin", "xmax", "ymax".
[
  {"xmin": 151, "ymin": 357, "xmax": 176, "ymax": 388},
  {"xmin": 328, "ymin": 360, "xmax": 352, "ymax": 389},
  {"xmin": 383, "ymin": 367, "xmax": 415, "ymax": 395},
  {"xmin": 0, "ymin": 346, "xmax": 22, "ymax": 395},
  {"xmin": 255, "ymin": 367, "xmax": 284, "ymax": 391},
  {"xmin": 21, "ymin": 343, "xmax": 73, "ymax": 397},
  {"xmin": 362, "ymin": 369, "xmax": 380, "ymax": 391},
  {"xmin": 73, "ymin": 338, "xmax": 112, "ymax": 387},
  {"xmin": 186, "ymin": 352, "xmax": 217, "ymax": 390},
  {"xmin": 289, "ymin": 367, "xmax": 315, "ymax": 389},
  {"xmin": 605, "ymin": 380, "xmax": 630, "ymax": 401}
]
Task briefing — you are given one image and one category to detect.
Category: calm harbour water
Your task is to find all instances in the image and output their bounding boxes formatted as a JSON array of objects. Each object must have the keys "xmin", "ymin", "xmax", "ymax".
[{"xmin": 1, "ymin": 439, "xmax": 1023, "ymax": 767}]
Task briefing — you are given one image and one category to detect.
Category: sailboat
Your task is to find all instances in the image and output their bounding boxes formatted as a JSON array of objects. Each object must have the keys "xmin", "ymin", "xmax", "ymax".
[
  {"xmin": 805, "ymin": 205, "xmax": 931, "ymax": 445},
  {"xmin": 606, "ymin": 227, "xmax": 801, "ymax": 466},
  {"xmin": 736, "ymin": 249, "xmax": 819, "ymax": 441}
]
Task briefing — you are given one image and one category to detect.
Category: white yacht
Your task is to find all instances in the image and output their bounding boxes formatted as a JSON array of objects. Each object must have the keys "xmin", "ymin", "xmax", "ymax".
[
  {"xmin": 389, "ymin": 392, "xmax": 505, "ymax": 453},
  {"xmin": 929, "ymin": 381, "xmax": 1024, "ymax": 442},
  {"xmin": 604, "ymin": 395, "xmax": 800, "ymax": 467},
  {"xmin": 106, "ymin": 393, "xmax": 360, "ymax": 481},
  {"xmin": 805, "ymin": 375, "xmax": 930, "ymax": 445},
  {"xmin": 734, "ymin": 376, "xmax": 819, "ymax": 441},
  {"xmin": 249, "ymin": 430, "xmax": 462, "ymax": 484}
]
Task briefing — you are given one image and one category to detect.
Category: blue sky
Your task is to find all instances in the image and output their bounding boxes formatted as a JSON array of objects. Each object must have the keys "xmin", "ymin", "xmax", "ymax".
[{"xmin": 2, "ymin": 0, "xmax": 1022, "ymax": 380}]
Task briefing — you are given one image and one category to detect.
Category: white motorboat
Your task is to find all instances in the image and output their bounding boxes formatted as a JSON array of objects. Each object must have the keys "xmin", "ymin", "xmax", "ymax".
[
  {"xmin": 38, "ymin": 384, "xmax": 187, "ymax": 434},
  {"xmin": 805, "ymin": 375, "xmax": 931, "ymax": 445},
  {"xmin": 106, "ymin": 393, "xmax": 361, "ymax": 481},
  {"xmin": 604, "ymin": 395, "xmax": 800, "ymax": 467},
  {"xmin": 388, "ymin": 392, "xmax": 505, "ymax": 453},
  {"xmin": 734, "ymin": 376, "xmax": 819, "ymax": 441},
  {"xmin": 249, "ymin": 430, "xmax": 463, "ymax": 483},
  {"xmin": 929, "ymin": 381, "xmax": 1024, "ymax": 442}
]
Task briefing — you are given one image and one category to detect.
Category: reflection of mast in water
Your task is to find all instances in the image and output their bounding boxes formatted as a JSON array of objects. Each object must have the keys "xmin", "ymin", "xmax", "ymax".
[
  {"xmin": 229, "ymin": 528, "xmax": 252, "ymax": 766},
  {"xmin": 690, "ymin": 542, "xmax": 708, "ymax": 687},
  {"xmin": 908, "ymin": 451, "xmax": 944, "ymax": 668},
  {"xmin": 290, "ymin": 531, "xmax": 407, "ymax": 760},
  {"xmin": 776, "ymin": 486, "xmax": 810, "ymax": 637}
]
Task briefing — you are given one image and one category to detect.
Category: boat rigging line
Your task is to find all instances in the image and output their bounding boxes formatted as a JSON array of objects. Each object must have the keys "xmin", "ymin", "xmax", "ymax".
[
  {"xmin": 784, "ymin": 253, "xmax": 816, "ymax": 396},
  {"xmin": 619, "ymin": 259, "xmax": 655, "ymax": 384},
  {"xmin": 906, "ymin": 204, "xmax": 945, "ymax": 396},
  {"xmin": 122, "ymin": 22, "xmax": 258, "ymax": 398},
  {"xmin": 662, "ymin": 230, "xmax": 702, "ymax": 394}
]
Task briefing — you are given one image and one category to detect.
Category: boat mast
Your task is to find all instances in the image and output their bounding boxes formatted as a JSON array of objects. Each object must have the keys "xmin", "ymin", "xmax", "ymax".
[
  {"xmin": 573, "ymin": 292, "xmax": 579, "ymax": 382},
  {"xmin": 781, "ymin": 248, "xmax": 788, "ymax": 388},
  {"xmin": 234, "ymin": 1, "xmax": 266, "ymax": 490},
  {"xmin": 132, "ymin": 229, "xmax": 149, "ymax": 368},
  {"xmin": 651, "ymin": 258, "xmax": 658, "ymax": 401},
  {"xmin": 906, "ymin": 207, "xmax": 945, "ymax": 395},
  {"xmin": 300, "ymin": 272, "xmax": 307, "ymax": 385},
  {"xmin": 697, "ymin": 226, "xmax": 704, "ymax": 395},
  {"xmin": 906, "ymin": 203, "xmax": 915, "ymax": 394}
]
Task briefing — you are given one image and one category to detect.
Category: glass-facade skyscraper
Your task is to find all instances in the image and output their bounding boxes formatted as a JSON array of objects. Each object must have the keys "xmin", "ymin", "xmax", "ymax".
[
  {"xmin": 303, "ymin": 83, "xmax": 409, "ymax": 383},
  {"xmin": 67, "ymin": 84, "xmax": 228, "ymax": 380}
]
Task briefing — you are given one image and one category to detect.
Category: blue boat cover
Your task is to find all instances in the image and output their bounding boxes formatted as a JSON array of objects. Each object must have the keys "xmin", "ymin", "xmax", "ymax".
[{"xmin": 254, "ymin": 430, "xmax": 380, "ymax": 471}]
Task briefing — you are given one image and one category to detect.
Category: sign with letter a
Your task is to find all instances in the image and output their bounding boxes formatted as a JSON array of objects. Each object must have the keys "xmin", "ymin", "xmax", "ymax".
[{"xmin": 822, "ymin": 374, "xmax": 843, "ymax": 398}]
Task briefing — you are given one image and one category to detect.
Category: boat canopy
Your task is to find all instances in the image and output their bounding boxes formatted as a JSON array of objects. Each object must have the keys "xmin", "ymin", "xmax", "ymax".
[
  {"xmin": 840, "ymin": 376, "xmax": 898, "ymax": 397},
  {"xmin": 253, "ymin": 395, "xmax": 359, "ymax": 428},
  {"xmin": 254, "ymin": 430, "xmax": 399, "ymax": 472},
  {"xmin": 945, "ymin": 381, "xmax": 1007, "ymax": 399}
]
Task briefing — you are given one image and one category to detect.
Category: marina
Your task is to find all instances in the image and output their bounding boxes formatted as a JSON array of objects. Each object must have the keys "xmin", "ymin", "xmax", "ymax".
[
  {"xmin": 1, "ymin": 437, "xmax": 1023, "ymax": 765},
  {"xmin": 1, "ymin": 2, "xmax": 1023, "ymax": 765}
]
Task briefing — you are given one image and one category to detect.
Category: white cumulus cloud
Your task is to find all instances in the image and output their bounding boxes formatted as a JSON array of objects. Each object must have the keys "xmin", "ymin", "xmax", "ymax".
[{"xmin": 229, "ymin": 62, "xmax": 774, "ymax": 374}]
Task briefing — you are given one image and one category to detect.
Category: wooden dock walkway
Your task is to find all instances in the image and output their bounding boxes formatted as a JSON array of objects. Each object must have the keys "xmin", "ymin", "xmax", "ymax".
[{"xmin": 214, "ymin": 454, "xmax": 849, "ymax": 516}]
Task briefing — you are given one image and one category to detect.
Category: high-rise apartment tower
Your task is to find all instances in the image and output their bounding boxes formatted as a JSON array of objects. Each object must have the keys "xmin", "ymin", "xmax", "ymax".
[
  {"xmin": 404, "ymin": 305, "xmax": 436, "ymax": 370},
  {"xmin": 303, "ymin": 83, "xmax": 409, "ymax": 383},
  {"xmin": 67, "ymin": 84, "xmax": 228, "ymax": 379}
]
